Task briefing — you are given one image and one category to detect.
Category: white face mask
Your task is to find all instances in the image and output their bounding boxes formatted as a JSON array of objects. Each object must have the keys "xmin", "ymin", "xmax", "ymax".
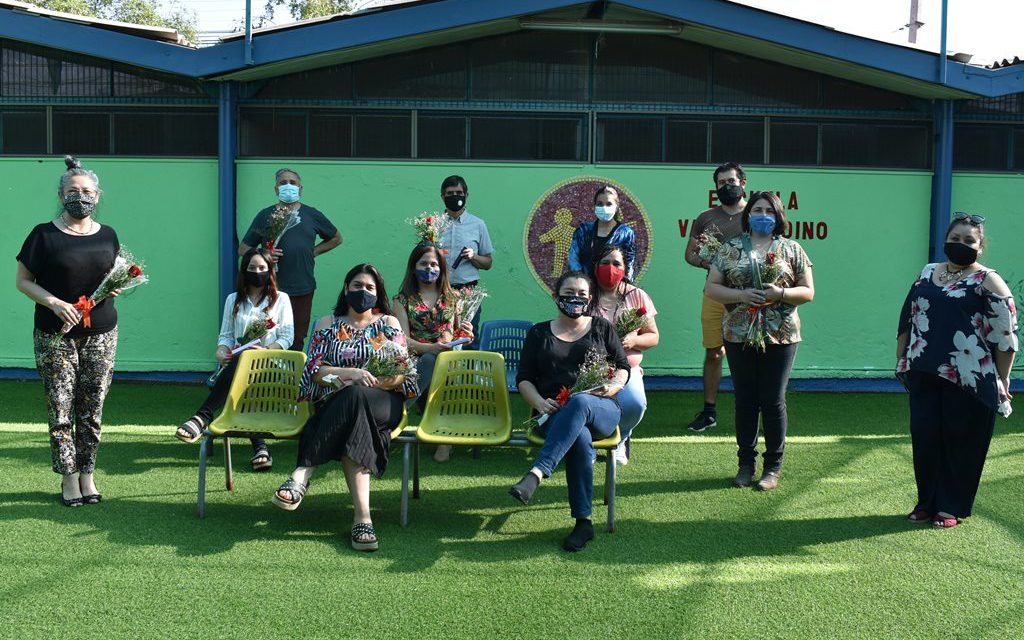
[
  {"xmin": 595, "ymin": 205, "xmax": 616, "ymax": 221},
  {"xmin": 277, "ymin": 184, "xmax": 300, "ymax": 204}
]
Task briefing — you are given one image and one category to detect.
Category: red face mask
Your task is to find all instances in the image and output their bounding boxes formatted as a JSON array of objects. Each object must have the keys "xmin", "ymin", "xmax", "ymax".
[{"xmin": 595, "ymin": 264, "xmax": 625, "ymax": 289}]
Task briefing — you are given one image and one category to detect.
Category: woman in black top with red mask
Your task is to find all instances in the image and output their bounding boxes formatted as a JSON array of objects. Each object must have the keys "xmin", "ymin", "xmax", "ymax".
[{"xmin": 15, "ymin": 156, "xmax": 120, "ymax": 508}]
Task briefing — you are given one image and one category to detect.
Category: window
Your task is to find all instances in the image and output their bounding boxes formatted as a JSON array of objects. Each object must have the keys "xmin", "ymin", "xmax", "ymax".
[
  {"xmin": 309, "ymin": 113, "xmax": 352, "ymax": 157},
  {"xmin": 666, "ymin": 120, "xmax": 709, "ymax": 164},
  {"xmin": 470, "ymin": 32, "xmax": 589, "ymax": 102},
  {"xmin": 53, "ymin": 110, "xmax": 110, "ymax": 155},
  {"xmin": 1014, "ymin": 129, "xmax": 1024, "ymax": 170},
  {"xmin": 353, "ymin": 113, "xmax": 411, "ymax": 158},
  {"xmin": 418, "ymin": 115, "xmax": 467, "ymax": 159},
  {"xmin": 255, "ymin": 66, "xmax": 353, "ymax": 100},
  {"xmin": 953, "ymin": 124, "xmax": 1009, "ymax": 171},
  {"xmin": 710, "ymin": 120, "xmax": 764, "ymax": 165},
  {"xmin": 239, "ymin": 110, "xmax": 307, "ymax": 156},
  {"xmin": 822, "ymin": 122, "xmax": 929, "ymax": 168},
  {"xmin": 822, "ymin": 78, "xmax": 918, "ymax": 111},
  {"xmin": 594, "ymin": 34, "xmax": 708, "ymax": 104},
  {"xmin": 712, "ymin": 51, "xmax": 819, "ymax": 107},
  {"xmin": 470, "ymin": 115, "xmax": 583, "ymax": 160},
  {"xmin": 113, "ymin": 111, "xmax": 217, "ymax": 156},
  {"xmin": 356, "ymin": 45, "xmax": 466, "ymax": 99},
  {"xmin": 1, "ymin": 109, "xmax": 46, "ymax": 154},
  {"xmin": 112, "ymin": 68, "xmax": 206, "ymax": 99},
  {"xmin": 770, "ymin": 122, "xmax": 818, "ymax": 165},
  {"xmin": 958, "ymin": 93, "xmax": 1024, "ymax": 117}
]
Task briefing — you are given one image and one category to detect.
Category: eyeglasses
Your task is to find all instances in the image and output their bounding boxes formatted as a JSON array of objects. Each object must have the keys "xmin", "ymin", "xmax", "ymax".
[
  {"xmin": 953, "ymin": 211, "xmax": 985, "ymax": 225},
  {"xmin": 64, "ymin": 188, "xmax": 97, "ymax": 197}
]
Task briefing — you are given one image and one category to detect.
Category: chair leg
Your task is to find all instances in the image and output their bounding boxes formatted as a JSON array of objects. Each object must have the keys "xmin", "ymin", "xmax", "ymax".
[
  {"xmin": 198, "ymin": 434, "xmax": 210, "ymax": 519},
  {"xmin": 413, "ymin": 443, "xmax": 420, "ymax": 500},
  {"xmin": 472, "ymin": 446, "xmax": 481, "ymax": 459},
  {"xmin": 400, "ymin": 442, "xmax": 410, "ymax": 528},
  {"xmin": 606, "ymin": 451, "xmax": 616, "ymax": 534},
  {"xmin": 224, "ymin": 436, "xmax": 234, "ymax": 492}
]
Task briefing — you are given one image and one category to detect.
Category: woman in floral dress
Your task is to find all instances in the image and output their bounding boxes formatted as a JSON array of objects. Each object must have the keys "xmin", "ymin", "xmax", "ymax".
[
  {"xmin": 705, "ymin": 191, "xmax": 815, "ymax": 492},
  {"xmin": 896, "ymin": 213, "xmax": 1017, "ymax": 529},
  {"xmin": 271, "ymin": 263, "xmax": 417, "ymax": 551}
]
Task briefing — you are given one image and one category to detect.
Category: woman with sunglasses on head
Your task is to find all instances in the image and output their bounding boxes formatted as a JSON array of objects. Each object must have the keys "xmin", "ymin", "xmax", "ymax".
[
  {"xmin": 896, "ymin": 212, "xmax": 1017, "ymax": 529},
  {"xmin": 705, "ymin": 191, "xmax": 814, "ymax": 492}
]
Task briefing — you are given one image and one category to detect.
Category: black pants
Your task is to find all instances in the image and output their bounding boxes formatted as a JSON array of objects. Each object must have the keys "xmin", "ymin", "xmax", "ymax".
[
  {"xmin": 907, "ymin": 372, "xmax": 996, "ymax": 518},
  {"xmin": 724, "ymin": 341, "xmax": 798, "ymax": 472},
  {"xmin": 195, "ymin": 359, "xmax": 263, "ymax": 448}
]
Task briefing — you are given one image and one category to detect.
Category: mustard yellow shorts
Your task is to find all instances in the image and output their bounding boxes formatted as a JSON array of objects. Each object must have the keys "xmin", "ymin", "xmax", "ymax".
[{"xmin": 700, "ymin": 294, "xmax": 726, "ymax": 350}]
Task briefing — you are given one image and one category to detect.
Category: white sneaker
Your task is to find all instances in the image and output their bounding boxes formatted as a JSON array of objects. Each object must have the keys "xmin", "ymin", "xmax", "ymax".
[{"xmin": 613, "ymin": 441, "xmax": 629, "ymax": 466}]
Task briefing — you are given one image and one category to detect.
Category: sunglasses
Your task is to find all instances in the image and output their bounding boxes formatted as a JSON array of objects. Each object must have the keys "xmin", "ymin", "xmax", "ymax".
[{"xmin": 952, "ymin": 211, "xmax": 985, "ymax": 225}]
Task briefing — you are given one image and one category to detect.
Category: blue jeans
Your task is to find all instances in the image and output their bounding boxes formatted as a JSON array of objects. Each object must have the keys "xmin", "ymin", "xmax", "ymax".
[
  {"xmin": 616, "ymin": 366, "xmax": 647, "ymax": 440},
  {"xmin": 533, "ymin": 394, "xmax": 620, "ymax": 519}
]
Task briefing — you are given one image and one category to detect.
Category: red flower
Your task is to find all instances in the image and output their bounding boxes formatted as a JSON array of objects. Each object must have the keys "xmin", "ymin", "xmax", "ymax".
[
  {"xmin": 556, "ymin": 386, "xmax": 571, "ymax": 406},
  {"xmin": 765, "ymin": 252, "xmax": 777, "ymax": 264},
  {"xmin": 637, "ymin": 305, "xmax": 647, "ymax": 317},
  {"xmin": 425, "ymin": 216, "xmax": 434, "ymax": 224},
  {"xmin": 266, "ymin": 318, "xmax": 276, "ymax": 330},
  {"xmin": 606, "ymin": 366, "xmax": 615, "ymax": 379},
  {"xmin": 128, "ymin": 265, "xmax": 143, "ymax": 278}
]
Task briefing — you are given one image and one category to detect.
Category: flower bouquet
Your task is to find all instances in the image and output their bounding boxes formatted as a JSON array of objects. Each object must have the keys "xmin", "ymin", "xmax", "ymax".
[
  {"xmin": 206, "ymin": 314, "xmax": 277, "ymax": 387},
  {"xmin": 696, "ymin": 224, "xmax": 723, "ymax": 263},
  {"xmin": 264, "ymin": 205, "xmax": 301, "ymax": 254},
  {"xmin": 407, "ymin": 212, "xmax": 453, "ymax": 246},
  {"xmin": 324, "ymin": 332, "xmax": 418, "ymax": 399},
  {"xmin": 615, "ymin": 305, "xmax": 649, "ymax": 339},
  {"xmin": 49, "ymin": 247, "xmax": 149, "ymax": 347},
  {"xmin": 455, "ymin": 285, "xmax": 488, "ymax": 324},
  {"xmin": 745, "ymin": 251, "xmax": 783, "ymax": 351},
  {"xmin": 522, "ymin": 347, "xmax": 616, "ymax": 431}
]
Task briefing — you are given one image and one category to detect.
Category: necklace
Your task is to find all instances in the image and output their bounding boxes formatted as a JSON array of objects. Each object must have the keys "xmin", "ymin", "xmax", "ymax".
[
  {"xmin": 60, "ymin": 214, "xmax": 94, "ymax": 235},
  {"xmin": 938, "ymin": 262, "xmax": 966, "ymax": 284}
]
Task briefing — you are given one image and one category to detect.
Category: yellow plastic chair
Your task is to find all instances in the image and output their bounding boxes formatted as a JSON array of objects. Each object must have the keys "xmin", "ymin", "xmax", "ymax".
[
  {"xmin": 198, "ymin": 349, "xmax": 309, "ymax": 517},
  {"xmin": 399, "ymin": 351, "xmax": 513, "ymax": 525},
  {"xmin": 525, "ymin": 425, "xmax": 622, "ymax": 533}
]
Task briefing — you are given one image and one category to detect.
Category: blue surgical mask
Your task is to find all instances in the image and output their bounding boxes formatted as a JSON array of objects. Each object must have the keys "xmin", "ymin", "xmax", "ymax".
[
  {"xmin": 594, "ymin": 205, "xmax": 616, "ymax": 222},
  {"xmin": 415, "ymin": 268, "xmax": 440, "ymax": 284},
  {"xmin": 277, "ymin": 184, "xmax": 300, "ymax": 204},
  {"xmin": 749, "ymin": 215, "xmax": 776, "ymax": 236}
]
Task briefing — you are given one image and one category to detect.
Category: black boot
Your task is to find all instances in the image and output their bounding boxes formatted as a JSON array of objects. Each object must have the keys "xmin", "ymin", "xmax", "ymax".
[{"xmin": 562, "ymin": 519, "xmax": 595, "ymax": 552}]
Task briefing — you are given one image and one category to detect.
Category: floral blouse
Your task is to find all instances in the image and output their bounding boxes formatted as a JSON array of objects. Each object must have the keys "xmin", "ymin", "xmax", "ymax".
[
  {"xmin": 712, "ymin": 235, "xmax": 813, "ymax": 345},
  {"xmin": 300, "ymin": 316, "xmax": 419, "ymax": 402},
  {"xmin": 897, "ymin": 264, "xmax": 1018, "ymax": 416},
  {"xmin": 395, "ymin": 292, "xmax": 455, "ymax": 343}
]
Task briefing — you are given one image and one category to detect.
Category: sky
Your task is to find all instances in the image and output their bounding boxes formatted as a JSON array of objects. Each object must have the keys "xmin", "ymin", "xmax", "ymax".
[{"xmin": 176, "ymin": 0, "xmax": 1023, "ymax": 66}]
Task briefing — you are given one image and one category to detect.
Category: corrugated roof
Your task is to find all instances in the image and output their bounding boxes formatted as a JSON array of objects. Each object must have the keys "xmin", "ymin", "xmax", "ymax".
[{"xmin": 0, "ymin": 0, "xmax": 192, "ymax": 46}]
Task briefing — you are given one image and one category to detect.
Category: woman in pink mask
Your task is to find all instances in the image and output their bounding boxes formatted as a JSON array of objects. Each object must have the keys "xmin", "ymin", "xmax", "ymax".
[{"xmin": 590, "ymin": 245, "xmax": 659, "ymax": 465}]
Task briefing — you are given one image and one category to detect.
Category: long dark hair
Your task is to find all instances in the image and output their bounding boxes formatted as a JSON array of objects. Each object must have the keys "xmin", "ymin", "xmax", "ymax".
[
  {"xmin": 233, "ymin": 248, "xmax": 278, "ymax": 318},
  {"xmin": 593, "ymin": 184, "xmax": 624, "ymax": 222},
  {"xmin": 594, "ymin": 244, "xmax": 631, "ymax": 295},
  {"xmin": 553, "ymin": 270, "xmax": 597, "ymax": 315},
  {"xmin": 398, "ymin": 243, "xmax": 456, "ymax": 304},
  {"xmin": 333, "ymin": 263, "xmax": 392, "ymax": 317}
]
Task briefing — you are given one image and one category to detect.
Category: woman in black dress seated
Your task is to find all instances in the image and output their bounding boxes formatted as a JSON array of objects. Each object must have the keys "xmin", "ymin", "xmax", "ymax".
[
  {"xmin": 510, "ymin": 271, "xmax": 630, "ymax": 552},
  {"xmin": 271, "ymin": 264, "xmax": 417, "ymax": 551}
]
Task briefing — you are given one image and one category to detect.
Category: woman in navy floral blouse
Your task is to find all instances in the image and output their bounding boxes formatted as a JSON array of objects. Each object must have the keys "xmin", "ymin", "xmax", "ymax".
[
  {"xmin": 897, "ymin": 213, "xmax": 1017, "ymax": 529},
  {"xmin": 271, "ymin": 263, "xmax": 417, "ymax": 551}
]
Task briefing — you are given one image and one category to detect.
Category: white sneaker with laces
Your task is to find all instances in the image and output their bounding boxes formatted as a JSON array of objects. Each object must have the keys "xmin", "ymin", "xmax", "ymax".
[{"xmin": 613, "ymin": 441, "xmax": 629, "ymax": 466}]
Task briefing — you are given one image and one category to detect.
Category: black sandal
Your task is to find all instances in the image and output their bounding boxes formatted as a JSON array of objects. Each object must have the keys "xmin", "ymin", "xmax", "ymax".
[
  {"xmin": 175, "ymin": 416, "xmax": 206, "ymax": 444},
  {"xmin": 82, "ymin": 493, "xmax": 102, "ymax": 504},
  {"xmin": 351, "ymin": 522, "xmax": 379, "ymax": 552},
  {"xmin": 251, "ymin": 444, "xmax": 273, "ymax": 472},
  {"xmin": 60, "ymin": 482, "xmax": 82, "ymax": 508},
  {"xmin": 271, "ymin": 478, "xmax": 308, "ymax": 511}
]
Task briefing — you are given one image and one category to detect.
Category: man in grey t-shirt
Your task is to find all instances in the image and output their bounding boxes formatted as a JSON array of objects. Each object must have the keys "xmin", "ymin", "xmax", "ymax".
[{"xmin": 438, "ymin": 175, "xmax": 493, "ymax": 349}]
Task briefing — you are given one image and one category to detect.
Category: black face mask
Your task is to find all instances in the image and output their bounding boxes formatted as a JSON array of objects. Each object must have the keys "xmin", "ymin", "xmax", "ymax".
[
  {"xmin": 716, "ymin": 184, "xmax": 744, "ymax": 207},
  {"xmin": 63, "ymin": 193, "xmax": 97, "ymax": 220},
  {"xmin": 557, "ymin": 295, "xmax": 588, "ymax": 319},
  {"xmin": 443, "ymin": 193, "xmax": 466, "ymax": 212},
  {"xmin": 346, "ymin": 289, "xmax": 377, "ymax": 313},
  {"xmin": 944, "ymin": 241, "xmax": 979, "ymax": 267},
  {"xmin": 244, "ymin": 270, "xmax": 271, "ymax": 288}
]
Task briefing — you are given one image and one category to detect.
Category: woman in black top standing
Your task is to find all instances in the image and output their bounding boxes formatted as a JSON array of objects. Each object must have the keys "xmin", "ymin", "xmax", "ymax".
[
  {"xmin": 15, "ymin": 156, "xmax": 120, "ymax": 508},
  {"xmin": 510, "ymin": 270, "xmax": 630, "ymax": 552}
]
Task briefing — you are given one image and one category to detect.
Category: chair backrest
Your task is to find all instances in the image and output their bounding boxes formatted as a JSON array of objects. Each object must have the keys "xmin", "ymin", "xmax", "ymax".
[
  {"xmin": 212, "ymin": 349, "xmax": 310, "ymax": 437},
  {"xmin": 419, "ymin": 350, "xmax": 512, "ymax": 442},
  {"xmin": 478, "ymin": 320, "xmax": 533, "ymax": 392}
]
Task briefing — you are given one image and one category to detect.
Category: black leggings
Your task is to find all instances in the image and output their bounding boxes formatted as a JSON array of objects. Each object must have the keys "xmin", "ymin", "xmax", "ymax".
[
  {"xmin": 724, "ymin": 341, "xmax": 798, "ymax": 472},
  {"xmin": 194, "ymin": 359, "xmax": 263, "ymax": 448}
]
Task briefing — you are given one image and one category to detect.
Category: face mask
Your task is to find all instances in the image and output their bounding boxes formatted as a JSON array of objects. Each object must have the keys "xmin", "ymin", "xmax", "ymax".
[
  {"xmin": 245, "ymin": 270, "xmax": 271, "ymax": 288},
  {"xmin": 595, "ymin": 264, "xmax": 625, "ymax": 289},
  {"xmin": 346, "ymin": 289, "xmax": 377, "ymax": 313},
  {"xmin": 716, "ymin": 184, "xmax": 744, "ymax": 206},
  {"xmin": 594, "ymin": 205, "xmax": 616, "ymax": 222},
  {"xmin": 749, "ymin": 215, "xmax": 776, "ymax": 236},
  {"xmin": 415, "ymin": 268, "xmax": 440, "ymax": 284},
  {"xmin": 277, "ymin": 184, "xmax": 300, "ymax": 204},
  {"xmin": 63, "ymin": 193, "xmax": 96, "ymax": 220},
  {"xmin": 443, "ymin": 194, "xmax": 466, "ymax": 212},
  {"xmin": 944, "ymin": 241, "xmax": 979, "ymax": 266},
  {"xmin": 557, "ymin": 295, "xmax": 588, "ymax": 319}
]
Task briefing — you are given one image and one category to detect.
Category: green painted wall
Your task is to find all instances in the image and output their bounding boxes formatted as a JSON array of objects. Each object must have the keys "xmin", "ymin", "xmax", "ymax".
[
  {"xmin": 5, "ymin": 159, "xmax": 1017, "ymax": 377},
  {"xmin": 4, "ymin": 158, "xmax": 220, "ymax": 371}
]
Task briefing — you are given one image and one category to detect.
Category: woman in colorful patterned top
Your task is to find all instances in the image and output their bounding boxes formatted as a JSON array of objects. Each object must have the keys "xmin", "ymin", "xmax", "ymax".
[
  {"xmin": 896, "ymin": 213, "xmax": 1017, "ymax": 529},
  {"xmin": 590, "ymin": 245, "xmax": 659, "ymax": 466},
  {"xmin": 393, "ymin": 242, "xmax": 473, "ymax": 463},
  {"xmin": 568, "ymin": 185, "xmax": 637, "ymax": 281},
  {"xmin": 271, "ymin": 264, "xmax": 417, "ymax": 551},
  {"xmin": 706, "ymin": 191, "xmax": 814, "ymax": 492}
]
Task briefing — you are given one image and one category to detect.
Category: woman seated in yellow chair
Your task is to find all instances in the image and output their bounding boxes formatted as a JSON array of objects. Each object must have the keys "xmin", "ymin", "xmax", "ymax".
[
  {"xmin": 271, "ymin": 263, "xmax": 417, "ymax": 552},
  {"xmin": 510, "ymin": 271, "xmax": 630, "ymax": 552}
]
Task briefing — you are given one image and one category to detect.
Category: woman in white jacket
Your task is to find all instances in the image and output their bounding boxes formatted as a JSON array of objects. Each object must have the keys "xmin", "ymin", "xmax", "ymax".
[{"xmin": 174, "ymin": 248, "xmax": 294, "ymax": 471}]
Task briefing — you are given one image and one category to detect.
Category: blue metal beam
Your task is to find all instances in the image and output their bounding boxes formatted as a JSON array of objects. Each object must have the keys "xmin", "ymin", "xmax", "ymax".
[
  {"xmin": 929, "ymin": 99, "xmax": 954, "ymax": 263},
  {"xmin": 217, "ymin": 82, "xmax": 239, "ymax": 306}
]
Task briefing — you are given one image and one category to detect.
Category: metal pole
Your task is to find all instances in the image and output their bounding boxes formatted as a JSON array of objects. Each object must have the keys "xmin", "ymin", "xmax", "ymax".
[
  {"xmin": 939, "ymin": 0, "xmax": 949, "ymax": 84},
  {"xmin": 217, "ymin": 82, "xmax": 239, "ymax": 307},
  {"xmin": 245, "ymin": 0, "xmax": 254, "ymax": 66},
  {"xmin": 908, "ymin": 0, "xmax": 920, "ymax": 44}
]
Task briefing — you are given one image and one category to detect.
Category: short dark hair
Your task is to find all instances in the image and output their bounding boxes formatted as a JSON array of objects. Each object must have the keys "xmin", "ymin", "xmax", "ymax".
[
  {"xmin": 945, "ymin": 214, "xmax": 987, "ymax": 249},
  {"xmin": 440, "ymin": 175, "xmax": 468, "ymax": 193},
  {"xmin": 741, "ymin": 191, "xmax": 788, "ymax": 236},
  {"xmin": 713, "ymin": 162, "xmax": 746, "ymax": 185},
  {"xmin": 333, "ymin": 263, "xmax": 392, "ymax": 317}
]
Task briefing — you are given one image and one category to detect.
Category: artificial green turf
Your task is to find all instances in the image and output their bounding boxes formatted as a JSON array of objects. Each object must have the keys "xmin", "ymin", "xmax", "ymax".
[{"xmin": 1, "ymin": 379, "xmax": 1022, "ymax": 639}]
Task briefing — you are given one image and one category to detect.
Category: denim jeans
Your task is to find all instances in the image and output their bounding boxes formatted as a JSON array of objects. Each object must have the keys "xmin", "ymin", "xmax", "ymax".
[
  {"xmin": 616, "ymin": 366, "xmax": 647, "ymax": 440},
  {"xmin": 532, "ymin": 393, "xmax": 620, "ymax": 519}
]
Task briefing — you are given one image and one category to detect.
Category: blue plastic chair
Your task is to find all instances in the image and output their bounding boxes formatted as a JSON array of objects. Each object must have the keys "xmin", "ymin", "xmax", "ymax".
[{"xmin": 478, "ymin": 320, "xmax": 533, "ymax": 392}]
